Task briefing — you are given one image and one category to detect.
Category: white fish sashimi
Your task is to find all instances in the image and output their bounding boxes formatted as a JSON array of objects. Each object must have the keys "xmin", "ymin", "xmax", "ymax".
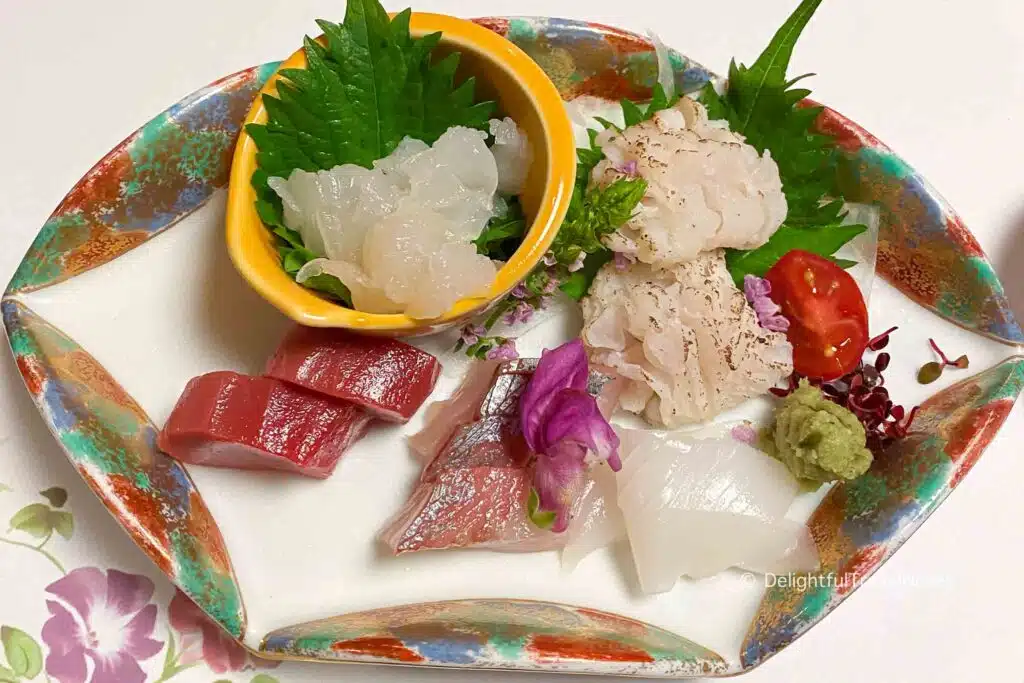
[
  {"xmin": 562, "ymin": 462, "xmax": 626, "ymax": 571},
  {"xmin": 614, "ymin": 429, "xmax": 818, "ymax": 593},
  {"xmin": 268, "ymin": 120, "xmax": 529, "ymax": 319},
  {"xmin": 593, "ymin": 97, "xmax": 787, "ymax": 266},
  {"xmin": 582, "ymin": 252, "xmax": 793, "ymax": 427},
  {"xmin": 627, "ymin": 511, "xmax": 817, "ymax": 591},
  {"xmin": 489, "ymin": 117, "xmax": 532, "ymax": 195}
]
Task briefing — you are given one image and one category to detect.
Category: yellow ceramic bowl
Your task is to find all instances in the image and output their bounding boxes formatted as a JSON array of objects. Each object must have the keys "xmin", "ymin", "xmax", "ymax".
[{"xmin": 226, "ymin": 13, "xmax": 576, "ymax": 336}]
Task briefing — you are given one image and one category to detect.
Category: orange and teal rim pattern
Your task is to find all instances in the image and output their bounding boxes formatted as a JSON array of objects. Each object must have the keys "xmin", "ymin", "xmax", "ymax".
[
  {"xmin": 225, "ymin": 13, "xmax": 577, "ymax": 334},
  {"xmin": 3, "ymin": 16, "xmax": 1023, "ymax": 678}
]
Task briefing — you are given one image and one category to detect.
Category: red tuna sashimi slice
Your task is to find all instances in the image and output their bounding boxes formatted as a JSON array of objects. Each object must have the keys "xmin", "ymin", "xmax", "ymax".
[
  {"xmin": 380, "ymin": 418, "xmax": 560, "ymax": 554},
  {"xmin": 158, "ymin": 371, "xmax": 372, "ymax": 479},
  {"xmin": 265, "ymin": 326, "xmax": 440, "ymax": 422},
  {"xmin": 407, "ymin": 360, "xmax": 500, "ymax": 462}
]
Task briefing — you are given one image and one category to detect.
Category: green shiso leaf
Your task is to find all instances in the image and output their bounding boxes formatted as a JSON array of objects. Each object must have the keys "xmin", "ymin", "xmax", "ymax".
[
  {"xmin": 245, "ymin": 0, "xmax": 497, "ymax": 304},
  {"xmin": 474, "ymin": 198, "xmax": 528, "ymax": 261},
  {"xmin": 700, "ymin": 0, "xmax": 866, "ymax": 283},
  {"xmin": 725, "ymin": 221, "xmax": 866, "ymax": 282}
]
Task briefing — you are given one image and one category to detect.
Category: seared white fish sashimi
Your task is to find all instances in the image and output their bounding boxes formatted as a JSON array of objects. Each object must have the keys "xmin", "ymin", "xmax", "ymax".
[
  {"xmin": 593, "ymin": 97, "xmax": 787, "ymax": 266},
  {"xmin": 581, "ymin": 250, "xmax": 793, "ymax": 427}
]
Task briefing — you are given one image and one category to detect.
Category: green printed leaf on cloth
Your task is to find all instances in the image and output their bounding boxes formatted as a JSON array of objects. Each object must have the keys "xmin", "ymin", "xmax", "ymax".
[{"xmin": 1, "ymin": 626, "xmax": 42, "ymax": 679}]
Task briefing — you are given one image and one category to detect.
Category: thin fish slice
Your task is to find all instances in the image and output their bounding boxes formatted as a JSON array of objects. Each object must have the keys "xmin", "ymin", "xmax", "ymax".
[
  {"xmin": 382, "ymin": 358, "xmax": 609, "ymax": 555},
  {"xmin": 265, "ymin": 325, "xmax": 440, "ymax": 422},
  {"xmin": 158, "ymin": 372, "xmax": 371, "ymax": 479},
  {"xmin": 379, "ymin": 422, "xmax": 557, "ymax": 554},
  {"xmin": 407, "ymin": 360, "xmax": 500, "ymax": 461}
]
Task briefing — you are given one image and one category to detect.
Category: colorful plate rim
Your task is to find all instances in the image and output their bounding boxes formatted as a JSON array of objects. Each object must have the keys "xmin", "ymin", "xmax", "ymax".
[{"xmin": 3, "ymin": 15, "xmax": 1022, "ymax": 679}]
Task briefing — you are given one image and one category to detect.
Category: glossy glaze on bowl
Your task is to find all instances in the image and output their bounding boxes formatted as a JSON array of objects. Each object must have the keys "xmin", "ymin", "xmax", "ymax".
[{"xmin": 3, "ymin": 17, "xmax": 1022, "ymax": 678}]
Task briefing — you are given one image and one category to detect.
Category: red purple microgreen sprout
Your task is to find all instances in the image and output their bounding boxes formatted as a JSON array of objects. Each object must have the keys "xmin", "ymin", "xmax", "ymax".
[
  {"xmin": 771, "ymin": 326, "xmax": 918, "ymax": 453},
  {"xmin": 519, "ymin": 340, "xmax": 621, "ymax": 532},
  {"xmin": 917, "ymin": 338, "xmax": 969, "ymax": 385}
]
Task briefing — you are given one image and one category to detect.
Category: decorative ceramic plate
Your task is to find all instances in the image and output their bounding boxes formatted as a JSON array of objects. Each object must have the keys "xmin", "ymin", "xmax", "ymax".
[{"xmin": 4, "ymin": 17, "xmax": 1022, "ymax": 679}]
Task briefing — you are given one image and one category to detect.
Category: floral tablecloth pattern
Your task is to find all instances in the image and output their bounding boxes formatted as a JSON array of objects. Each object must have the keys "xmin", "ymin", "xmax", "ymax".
[
  {"xmin": 0, "ymin": 477, "xmax": 279, "ymax": 683},
  {"xmin": 0, "ymin": 338, "xmax": 296, "ymax": 683}
]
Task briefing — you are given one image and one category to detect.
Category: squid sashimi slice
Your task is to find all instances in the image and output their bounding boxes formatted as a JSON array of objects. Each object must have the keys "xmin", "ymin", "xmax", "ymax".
[
  {"xmin": 265, "ymin": 325, "xmax": 440, "ymax": 423},
  {"xmin": 615, "ymin": 430, "xmax": 818, "ymax": 592},
  {"xmin": 158, "ymin": 372, "xmax": 371, "ymax": 479},
  {"xmin": 407, "ymin": 360, "xmax": 500, "ymax": 461},
  {"xmin": 562, "ymin": 462, "xmax": 626, "ymax": 571},
  {"xmin": 627, "ymin": 512, "xmax": 817, "ymax": 591}
]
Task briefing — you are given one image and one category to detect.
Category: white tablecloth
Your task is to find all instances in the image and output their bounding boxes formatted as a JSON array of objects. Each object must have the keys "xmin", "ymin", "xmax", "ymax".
[{"xmin": 1, "ymin": 1, "xmax": 1022, "ymax": 681}]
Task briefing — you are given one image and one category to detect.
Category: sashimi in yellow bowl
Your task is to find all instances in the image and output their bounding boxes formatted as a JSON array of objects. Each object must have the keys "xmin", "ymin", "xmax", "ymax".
[{"xmin": 226, "ymin": 6, "xmax": 576, "ymax": 336}]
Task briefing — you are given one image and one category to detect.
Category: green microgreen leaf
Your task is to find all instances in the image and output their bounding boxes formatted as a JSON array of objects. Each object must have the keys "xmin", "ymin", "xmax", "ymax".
[{"xmin": 917, "ymin": 362, "xmax": 943, "ymax": 385}]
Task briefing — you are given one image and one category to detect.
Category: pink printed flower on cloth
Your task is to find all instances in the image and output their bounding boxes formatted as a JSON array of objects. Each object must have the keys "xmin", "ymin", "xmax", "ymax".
[
  {"xmin": 42, "ymin": 567, "xmax": 163, "ymax": 683},
  {"xmin": 168, "ymin": 590, "xmax": 277, "ymax": 673},
  {"xmin": 520, "ymin": 339, "xmax": 620, "ymax": 532}
]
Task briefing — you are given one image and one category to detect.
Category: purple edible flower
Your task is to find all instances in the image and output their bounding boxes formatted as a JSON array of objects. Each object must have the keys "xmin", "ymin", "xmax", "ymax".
[
  {"xmin": 613, "ymin": 251, "xmax": 634, "ymax": 271},
  {"xmin": 743, "ymin": 275, "xmax": 790, "ymax": 332},
  {"xmin": 485, "ymin": 338, "xmax": 518, "ymax": 361},
  {"xmin": 615, "ymin": 159, "xmax": 639, "ymax": 176},
  {"xmin": 460, "ymin": 323, "xmax": 486, "ymax": 346},
  {"xmin": 568, "ymin": 251, "xmax": 587, "ymax": 273},
  {"xmin": 730, "ymin": 423, "xmax": 758, "ymax": 445},
  {"xmin": 511, "ymin": 283, "xmax": 529, "ymax": 299},
  {"xmin": 543, "ymin": 252, "xmax": 557, "ymax": 267},
  {"xmin": 504, "ymin": 302, "xmax": 535, "ymax": 326},
  {"xmin": 519, "ymin": 340, "xmax": 620, "ymax": 532}
]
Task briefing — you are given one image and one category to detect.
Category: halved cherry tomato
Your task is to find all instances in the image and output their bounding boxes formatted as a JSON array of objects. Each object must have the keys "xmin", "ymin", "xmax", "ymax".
[{"xmin": 764, "ymin": 250, "xmax": 868, "ymax": 381}]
